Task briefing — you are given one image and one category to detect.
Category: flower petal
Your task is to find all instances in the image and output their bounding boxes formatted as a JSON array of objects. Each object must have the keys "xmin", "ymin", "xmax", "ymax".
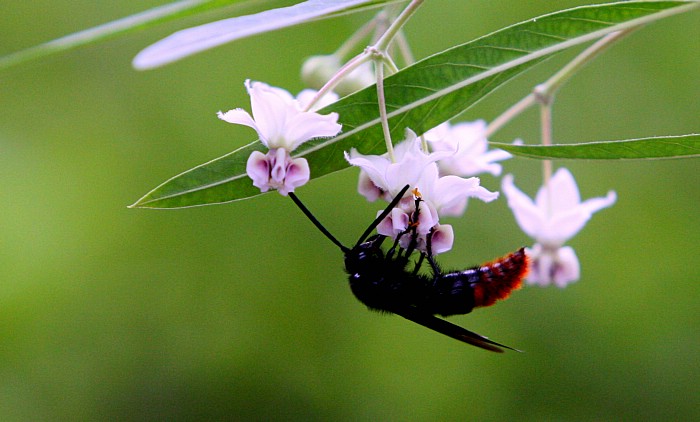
[
  {"xmin": 580, "ymin": 190, "xmax": 618, "ymax": 215},
  {"xmin": 428, "ymin": 175, "xmax": 474, "ymax": 216},
  {"xmin": 217, "ymin": 108, "xmax": 261, "ymax": 138},
  {"xmin": 415, "ymin": 201, "xmax": 440, "ymax": 235},
  {"xmin": 552, "ymin": 246, "xmax": 581, "ymax": 287},
  {"xmin": 525, "ymin": 244, "xmax": 580, "ymax": 287},
  {"xmin": 376, "ymin": 208, "xmax": 410, "ymax": 238},
  {"xmin": 245, "ymin": 150, "xmax": 271, "ymax": 192},
  {"xmin": 283, "ymin": 111, "xmax": 341, "ymax": 150},
  {"xmin": 544, "ymin": 189, "xmax": 617, "ymax": 244},
  {"xmin": 245, "ymin": 80, "xmax": 293, "ymax": 146},
  {"xmin": 536, "ymin": 167, "xmax": 581, "ymax": 213},
  {"xmin": 502, "ymin": 174, "xmax": 546, "ymax": 239},
  {"xmin": 357, "ymin": 170, "xmax": 384, "ymax": 202},
  {"xmin": 278, "ymin": 157, "xmax": 310, "ymax": 195},
  {"xmin": 429, "ymin": 224, "xmax": 454, "ymax": 254},
  {"xmin": 525, "ymin": 244, "xmax": 550, "ymax": 286},
  {"xmin": 427, "ymin": 120, "xmax": 512, "ymax": 177},
  {"xmin": 345, "ymin": 149, "xmax": 391, "ymax": 192},
  {"xmin": 268, "ymin": 147, "xmax": 289, "ymax": 184}
]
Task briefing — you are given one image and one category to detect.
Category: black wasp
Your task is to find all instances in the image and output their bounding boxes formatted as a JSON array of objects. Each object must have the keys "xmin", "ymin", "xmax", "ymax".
[{"xmin": 288, "ymin": 185, "xmax": 528, "ymax": 352}]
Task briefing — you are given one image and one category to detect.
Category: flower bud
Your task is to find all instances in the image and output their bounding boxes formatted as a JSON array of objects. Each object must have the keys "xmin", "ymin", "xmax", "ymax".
[
  {"xmin": 301, "ymin": 55, "xmax": 341, "ymax": 90},
  {"xmin": 301, "ymin": 54, "xmax": 374, "ymax": 96}
]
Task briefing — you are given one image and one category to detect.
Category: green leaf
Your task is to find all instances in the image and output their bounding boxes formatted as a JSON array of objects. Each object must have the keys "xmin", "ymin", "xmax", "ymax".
[
  {"xmin": 0, "ymin": 0, "xmax": 244, "ymax": 71},
  {"xmin": 0, "ymin": 0, "xmax": 393, "ymax": 71},
  {"xmin": 131, "ymin": 1, "xmax": 699, "ymax": 209},
  {"xmin": 490, "ymin": 134, "xmax": 700, "ymax": 160},
  {"xmin": 134, "ymin": 0, "xmax": 398, "ymax": 69}
]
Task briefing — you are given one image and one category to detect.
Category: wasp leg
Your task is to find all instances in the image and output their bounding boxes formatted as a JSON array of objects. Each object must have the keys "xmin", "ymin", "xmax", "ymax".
[
  {"xmin": 412, "ymin": 253, "xmax": 425, "ymax": 276},
  {"xmin": 386, "ymin": 231, "xmax": 405, "ymax": 260},
  {"xmin": 402, "ymin": 224, "xmax": 420, "ymax": 258},
  {"xmin": 402, "ymin": 195, "xmax": 423, "ymax": 258},
  {"xmin": 425, "ymin": 229, "xmax": 442, "ymax": 277}
]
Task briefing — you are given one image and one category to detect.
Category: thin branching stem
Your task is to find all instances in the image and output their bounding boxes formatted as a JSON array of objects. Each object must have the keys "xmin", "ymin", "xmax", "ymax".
[
  {"xmin": 373, "ymin": 0, "xmax": 425, "ymax": 52},
  {"xmin": 334, "ymin": 15, "xmax": 379, "ymax": 59},
  {"xmin": 302, "ymin": 52, "xmax": 372, "ymax": 112},
  {"xmin": 486, "ymin": 29, "xmax": 637, "ymax": 138},
  {"xmin": 374, "ymin": 54, "xmax": 395, "ymax": 161}
]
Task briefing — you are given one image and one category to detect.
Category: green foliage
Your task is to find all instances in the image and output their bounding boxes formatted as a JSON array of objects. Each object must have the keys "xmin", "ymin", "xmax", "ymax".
[
  {"xmin": 2, "ymin": 1, "xmax": 699, "ymax": 421},
  {"xmin": 133, "ymin": 0, "xmax": 397, "ymax": 69},
  {"xmin": 0, "ymin": 0, "xmax": 236, "ymax": 70},
  {"xmin": 493, "ymin": 134, "xmax": 700, "ymax": 160},
  {"xmin": 130, "ymin": 1, "xmax": 697, "ymax": 208},
  {"xmin": 0, "ymin": 0, "xmax": 395, "ymax": 71}
]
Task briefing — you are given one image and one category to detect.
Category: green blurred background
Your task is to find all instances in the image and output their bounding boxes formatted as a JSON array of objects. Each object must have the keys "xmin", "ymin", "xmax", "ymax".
[{"xmin": 1, "ymin": 1, "xmax": 698, "ymax": 420}]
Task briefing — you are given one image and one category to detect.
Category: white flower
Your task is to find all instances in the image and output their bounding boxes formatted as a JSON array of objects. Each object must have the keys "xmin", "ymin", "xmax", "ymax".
[
  {"xmin": 424, "ymin": 120, "xmax": 512, "ymax": 177},
  {"xmin": 218, "ymin": 80, "xmax": 342, "ymax": 195},
  {"xmin": 345, "ymin": 129, "xmax": 447, "ymax": 202},
  {"xmin": 502, "ymin": 168, "xmax": 617, "ymax": 287},
  {"xmin": 218, "ymin": 80, "xmax": 341, "ymax": 150},
  {"xmin": 346, "ymin": 129, "xmax": 498, "ymax": 254},
  {"xmin": 415, "ymin": 161, "xmax": 498, "ymax": 219},
  {"xmin": 526, "ymin": 244, "xmax": 580, "ymax": 288}
]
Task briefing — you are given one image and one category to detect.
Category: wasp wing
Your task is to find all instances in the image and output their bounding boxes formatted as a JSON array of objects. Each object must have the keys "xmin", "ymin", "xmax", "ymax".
[{"xmin": 390, "ymin": 305, "xmax": 519, "ymax": 353}]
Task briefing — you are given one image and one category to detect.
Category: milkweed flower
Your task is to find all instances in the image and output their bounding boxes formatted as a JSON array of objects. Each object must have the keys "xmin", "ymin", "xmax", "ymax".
[
  {"xmin": 346, "ymin": 129, "xmax": 447, "ymax": 202},
  {"xmin": 218, "ymin": 80, "xmax": 342, "ymax": 195},
  {"xmin": 346, "ymin": 129, "xmax": 498, "ymax": 254},
  {"xmin": 502, "ymin": 168, "xmax": 617, "ymax": 287},
  {"xmin": 424, "ymin": 120, "xmax": 513, "ymax": 177}
]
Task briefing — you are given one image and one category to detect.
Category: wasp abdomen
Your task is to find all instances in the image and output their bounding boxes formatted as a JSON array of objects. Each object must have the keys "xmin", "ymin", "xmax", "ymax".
[
  {"xmin": 431, "ymin": 248, "xmax": 529, "ymax": 316},
  {"xmin": 469, "ymin": 247, "xmax": 528, "ymax": 308}
]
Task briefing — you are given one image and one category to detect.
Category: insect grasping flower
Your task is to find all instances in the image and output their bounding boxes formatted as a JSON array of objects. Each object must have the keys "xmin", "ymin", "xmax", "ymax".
[
  {"xmin": 424, "ymin": 120, "xmax": 513, "ymax": 177},
  {"xmin": 502, "ymin": 168, "xmax": 617, "ymax": 287},
  {"xmin": 218, "ymin": 80, "xmax": 342, "ymax": 195},
  {"xmin": 346, "ymin": 129, "xmax": 498, "ymax": 254}
]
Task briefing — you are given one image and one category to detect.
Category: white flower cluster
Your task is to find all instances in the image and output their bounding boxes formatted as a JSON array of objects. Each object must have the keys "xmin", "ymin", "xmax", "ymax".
[
  {"xmin": 220, "ymin": 78, "xmax": 615, "ymax": 287},
  {"xmin": 346, "ymin": 127, "xmax": 502, "ymax": 255}
]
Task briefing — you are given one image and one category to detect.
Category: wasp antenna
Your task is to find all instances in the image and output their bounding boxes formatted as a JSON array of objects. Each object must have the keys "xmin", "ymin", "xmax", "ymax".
[
  {"xmin": 288, "ymin": 192, "xmax": 349, "ymax": 253},
  {"xmin": 354, "ymin": 184, "xmax": 411, "ymax": 248}
]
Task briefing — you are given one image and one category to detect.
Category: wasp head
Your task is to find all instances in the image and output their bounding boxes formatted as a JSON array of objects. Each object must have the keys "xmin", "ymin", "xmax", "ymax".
[{"xmin": 344, "ymin": 235, "xmax": 386, "ymax": 278}]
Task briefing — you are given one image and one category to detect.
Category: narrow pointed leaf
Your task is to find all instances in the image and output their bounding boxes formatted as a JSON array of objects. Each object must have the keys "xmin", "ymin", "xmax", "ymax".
[
  {"xmin": 0, "ymin": 0, "xmax": 393, "ymax": 71},
  {"xmin": 133, "ymin": 0, "xmax": 397, "ymax": 69},
  {"xmin": 490, "ymin": 134, "xmax": 700, "ymax": 160},
  {"xmin": 0, "ymin": 0, "xmax": 249, "ymax": 71},
  {"xmin": 131, "ymin": 1, "xmax": 698, "ymax": 209}
]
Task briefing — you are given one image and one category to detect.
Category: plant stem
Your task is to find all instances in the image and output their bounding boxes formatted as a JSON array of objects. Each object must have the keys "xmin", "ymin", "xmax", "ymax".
[
  {"xmin": 373, "ymin": 0, "xmax": 425, "ymax": 52},
  {"xmin": 394, "ymin": 29, "xmax": 415, "ymax": 66},
  {"xmin": 301, "ymin": 52, "xmax": 371, "ymax": 112},
  {"xmin": 540, "ymin": 29, "xmax": 635, "ymax": 97},
  {"xmin": 486, "ymin": 94, "xmax": 535, "ymax": 138},
  {"xmin": 540, "ymin": 101, "xmax": 553, "ymax": 185},
  {"xmin": 335, "ymin": 14, "xmax": 379, "ymax": 59},
  {"xmin": 374, "ymin": 55, "xmax": 395, "ymax": 162},
  {"xmin": 486, "ymin": 29, "xmax": 635, "ymax": 138},
  {"xmin": 307, "ymin": 0, "xmax": 425, "ymax": 159}
]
